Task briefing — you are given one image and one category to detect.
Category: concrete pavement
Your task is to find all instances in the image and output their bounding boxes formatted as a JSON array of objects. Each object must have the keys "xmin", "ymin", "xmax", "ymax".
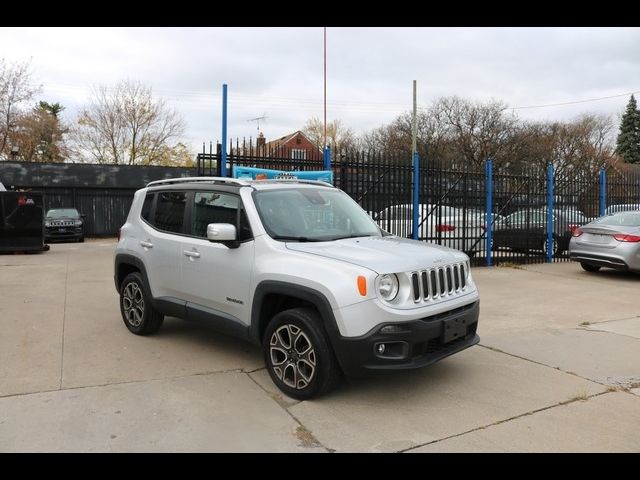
[{"xmin": 0, "ymin": 241, "xmax": 638, "ymax": 452}]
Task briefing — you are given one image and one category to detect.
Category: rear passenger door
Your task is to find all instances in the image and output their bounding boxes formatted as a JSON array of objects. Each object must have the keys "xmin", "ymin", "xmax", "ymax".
[
  {"xmin": 180, "ymin": 191, "xmax": 255, "ymax": 328},
  {"xmin": 139, "ymin": 190, "xmax": 187, "ymax": 301}
]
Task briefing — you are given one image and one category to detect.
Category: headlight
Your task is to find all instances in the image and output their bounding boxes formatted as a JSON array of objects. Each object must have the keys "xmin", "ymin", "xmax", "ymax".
[
  {"xmin": 45, "ymin": 221, "xmax": 51, "ymax": 227},
  {"xmin": 377, "ymin": 273, "xmax": 399, "ymax": 301},
  {"xmin": 74, "ymin": 220, "xmax": 83, "ymax": 226}
]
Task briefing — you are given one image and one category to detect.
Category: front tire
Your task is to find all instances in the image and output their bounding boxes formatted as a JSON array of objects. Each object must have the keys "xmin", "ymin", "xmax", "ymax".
[
  {"xmin": 119, "ymin": 272, "xmax": 164, "ymax": 335},
  {"xmin": 581, "ymin": 262, "xmax": 601, "ymax": 272},
  {"xmin": 263, "ymin": 308, "xmax": 341, "ymax": 400}
]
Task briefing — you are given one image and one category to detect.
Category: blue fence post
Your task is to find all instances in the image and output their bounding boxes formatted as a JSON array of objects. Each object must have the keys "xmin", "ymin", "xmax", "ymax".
[
  {"xmin": 599, "ymin": 167, "xmax": 606, "ymax": 217},
  {"xmin": 546, "ymin": 164, "xmax": 554, "ymax": 263},
  {"xmin": 485, "ymin": 159, "xmax": 493, "ymax": 266},
  {"xmin": 221, "ymin": 84, "xmax": 228, "ymax": 177},
  {"xmin": 323, "ymin": 145, "xmax": 331, "ymax": 171},
  {"xmin": 412, "ymin": 152, "xmax": 420, "ymax": 240}
]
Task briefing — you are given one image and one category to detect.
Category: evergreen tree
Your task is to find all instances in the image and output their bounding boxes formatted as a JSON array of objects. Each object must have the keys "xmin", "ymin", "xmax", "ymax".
[{"xmin": 616, "ymin": 94, "xmax": 640, "ymax": 163}]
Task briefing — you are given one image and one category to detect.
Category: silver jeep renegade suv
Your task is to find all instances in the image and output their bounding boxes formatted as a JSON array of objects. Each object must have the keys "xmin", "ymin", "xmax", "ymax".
[{"xmin": 114, "ymin": 177, "xmax": 480, "ymax": 399}]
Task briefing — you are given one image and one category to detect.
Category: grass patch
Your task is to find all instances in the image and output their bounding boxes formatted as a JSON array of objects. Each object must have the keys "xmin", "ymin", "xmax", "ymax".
[
  {"xmin": 496, "ymin": 262, "xmax": 524, "ymax": 269},
  {"xmin": 568, "ymin": 390, "xmax": 589, "ymax": 402}
]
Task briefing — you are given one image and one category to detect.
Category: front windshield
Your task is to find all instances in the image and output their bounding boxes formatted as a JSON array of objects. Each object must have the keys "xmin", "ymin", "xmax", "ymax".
[
  {"xmin": 254, "ymin": 188, "xmax": 382, "ymax": 241},
  {"xmin": 46, "ymin": 208, "xmax": 80, "ymax": 219}
]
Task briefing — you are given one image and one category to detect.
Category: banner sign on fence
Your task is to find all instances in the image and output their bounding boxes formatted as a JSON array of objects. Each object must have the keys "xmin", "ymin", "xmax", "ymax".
[{"xmin": 233, "ymin": 166, "xmax": 333, "ymax": 184}]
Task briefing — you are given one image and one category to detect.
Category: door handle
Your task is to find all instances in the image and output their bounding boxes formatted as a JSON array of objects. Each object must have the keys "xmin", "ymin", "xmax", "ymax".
[
  {"xmin": 183, "ymin": 250, "xmax": 200, "ymax": 259},
  {"xmin": 140, "ymin": 240, "xmax": 153, "ymax": 248}
]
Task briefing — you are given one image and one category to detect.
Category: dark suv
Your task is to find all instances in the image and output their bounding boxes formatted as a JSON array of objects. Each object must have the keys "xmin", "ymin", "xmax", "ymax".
[{"xmin": 44, "ymin": 208, "xmax": 84, "ymax": 242}]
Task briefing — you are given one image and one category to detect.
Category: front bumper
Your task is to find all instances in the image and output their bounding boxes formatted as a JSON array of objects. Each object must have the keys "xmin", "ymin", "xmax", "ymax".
[
  {"xmin": 45, "ymin": 227, "xmax": 83, "ymax": 240},
  {"xmin": 328, "ymin": 301, "xmax": 480, "ymax": 377}
]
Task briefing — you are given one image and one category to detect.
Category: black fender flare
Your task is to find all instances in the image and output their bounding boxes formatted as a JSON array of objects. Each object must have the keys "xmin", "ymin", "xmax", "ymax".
[
  {"xmin": 114, "ymin": 253, "xmax": 150, "ymax": 293},
  {"xmin": 249, "ymin": 281, "xmax": 341, "ymax": 345}
]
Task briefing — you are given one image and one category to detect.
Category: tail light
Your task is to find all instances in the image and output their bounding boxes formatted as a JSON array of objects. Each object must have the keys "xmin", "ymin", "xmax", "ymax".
[
  {"xmin": 613, "ymin": 233, "xmax": 640, "ymax": 242},
  {"xmin": 436, "ymin": 224, "xmax": 456, "ymax": 233},
  {"xmin": 572, "ymin": 226, "xmax": 583, "ymax": 237}
]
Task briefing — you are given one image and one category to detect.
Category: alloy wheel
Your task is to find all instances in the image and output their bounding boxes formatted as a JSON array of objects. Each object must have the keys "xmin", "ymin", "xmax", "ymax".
[
  {"xmin": 269, "ymin": 324, "xmax": 317, "ymax": 389},
  {"xmin": 123, "ymin": 282, "xmax": 145, "ymax": 327}
]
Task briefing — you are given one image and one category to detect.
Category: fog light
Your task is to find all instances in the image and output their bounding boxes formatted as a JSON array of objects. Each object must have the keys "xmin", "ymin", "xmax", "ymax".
[{"xmin": 376, "ymin": 343, "xmax": 386, "ymax": 354}]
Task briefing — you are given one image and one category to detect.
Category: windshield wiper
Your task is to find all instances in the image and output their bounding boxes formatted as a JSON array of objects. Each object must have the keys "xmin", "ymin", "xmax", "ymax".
[
  {"xmin": 271, "ymin": 235, "xmax": 322, "ymax": 242},
  {"xmin": 330, "ymin": 234, "xmax": 374, "ymax": 240}
]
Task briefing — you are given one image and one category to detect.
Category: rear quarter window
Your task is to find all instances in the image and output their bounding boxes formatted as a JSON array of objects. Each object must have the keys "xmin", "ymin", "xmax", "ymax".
[{"xmin": 141, "ymin": 193, "xmax": 154, "ymax": 222}]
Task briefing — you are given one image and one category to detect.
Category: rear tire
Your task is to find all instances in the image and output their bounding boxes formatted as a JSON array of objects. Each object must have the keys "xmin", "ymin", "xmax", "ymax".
[
  {"xmin": 119, "ymin": 272, "xmax": 164, "ymax": 335},
  {"xmin": 580, "ymin": 262, "xmax": 601, "ymax": 272},
  {"xmin": 263, "ymin": 307, "xmax": 341, "ymax": 400},
  {"xmin": 79, "ymin": 236, "xmax": 84, "ymax": 243}
]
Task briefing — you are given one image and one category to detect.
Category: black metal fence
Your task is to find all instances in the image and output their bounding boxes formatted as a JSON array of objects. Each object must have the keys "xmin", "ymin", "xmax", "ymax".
[
  {"xmin": 198, "ymin": 139, "xmax": 639, "ymax": 266},
  {"xmin": 0, "ymin": 162, "xmax": 195, "ymax": 236}
]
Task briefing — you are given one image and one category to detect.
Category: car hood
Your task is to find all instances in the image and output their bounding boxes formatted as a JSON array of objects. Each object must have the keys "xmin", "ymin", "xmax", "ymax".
[
  {"xmin": 285, "ymin": 236, "xmax": 467, "ymax": 273},
  {"xmin": 46, "ymin": 217, "xmax": 79, "ymax": 221}
]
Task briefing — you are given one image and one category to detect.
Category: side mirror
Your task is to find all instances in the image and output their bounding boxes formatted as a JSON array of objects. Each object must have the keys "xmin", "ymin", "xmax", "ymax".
[
  {"xmin": 81, "ymin": 214, "xmax": 86, "ymax": 219},
  {"xmin": 207, "ymin": 223, "xmax": 239, "ymax": 248}
]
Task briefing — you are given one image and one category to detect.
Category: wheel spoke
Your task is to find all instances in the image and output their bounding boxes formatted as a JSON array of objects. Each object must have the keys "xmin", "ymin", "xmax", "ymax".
[
  {"xmin": 275, "ymin": 326, "xmax": 291, "ymax": 349},
  {"xmin": 297, "ymin": 359, "xmax": 315, "ymax": 383},
  {"xmin": 282, "ymin": 363, "xmax": 297, "ymax": 388},
  {"xmin": 294, "ymin": 331, "xmax": 312, "ymax": 355},
  {"xmin": 270, "ymin": 346, "xmax": 288, "ymax": 366}
]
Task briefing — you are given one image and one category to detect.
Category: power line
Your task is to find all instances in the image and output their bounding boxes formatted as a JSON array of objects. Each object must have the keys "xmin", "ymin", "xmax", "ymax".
[
  {"xmin": 42, "ymin": 82, "xmax": 637, "ymax": 115},
  {"xmin": 507, "ymin": 90, "xmax": 640, "ymax": 110}
]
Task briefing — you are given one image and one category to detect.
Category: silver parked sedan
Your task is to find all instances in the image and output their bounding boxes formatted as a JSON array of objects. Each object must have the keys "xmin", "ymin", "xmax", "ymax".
[{"xmin": 569, "ymin": 211, "xmax": 640, "ymax": 273}]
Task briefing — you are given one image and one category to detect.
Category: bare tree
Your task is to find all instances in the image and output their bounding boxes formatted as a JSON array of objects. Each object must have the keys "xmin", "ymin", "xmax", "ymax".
[
  {"xmin": 72, "ymin": 80, "xmax": 187, "ymax": 165},
  {"xmin": 431, "ymin": 96, "xmax": 519, "ymax": 168},
  {"xmin": 0, "ymin": 58, "xmax": 41, "ymax": 158},
  {"xmin": 303, "ymin": 117, "xmax": 355, "ymax": 152}
]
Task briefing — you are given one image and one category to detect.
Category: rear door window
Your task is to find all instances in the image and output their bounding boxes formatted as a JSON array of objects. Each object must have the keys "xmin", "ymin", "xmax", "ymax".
[{"xmin": 152, "ymin": 191, "xmax": 187, "ymax": 234}]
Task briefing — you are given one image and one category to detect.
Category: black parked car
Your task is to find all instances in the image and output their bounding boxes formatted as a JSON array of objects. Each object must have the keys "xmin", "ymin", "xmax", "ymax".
[
  {"xmin": 44, "ymin": 208, "xmax": 85, "ymax": 242},
  {"xmin": 492, "ymin": 208, "xmax": 589, "ymax": 256}
]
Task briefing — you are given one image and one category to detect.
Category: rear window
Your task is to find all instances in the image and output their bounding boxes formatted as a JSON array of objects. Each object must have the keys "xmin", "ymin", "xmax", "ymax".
[{"xmin": 594, "ymin": 212, "xmax": 640, "ymax": 227}]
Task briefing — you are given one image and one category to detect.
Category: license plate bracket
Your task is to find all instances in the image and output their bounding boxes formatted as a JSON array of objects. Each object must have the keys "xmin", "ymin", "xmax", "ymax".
[{"xmin": 442, "ymin": 316, "xmax": 468, "ymax": 343}]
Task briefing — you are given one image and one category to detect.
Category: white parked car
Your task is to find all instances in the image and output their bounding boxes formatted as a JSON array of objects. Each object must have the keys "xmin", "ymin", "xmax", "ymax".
[
  {"xmin": 114, "ymin": 178, "xmax": 480, "ymax": 399},
  {"xmin": 373, "ymin": 204, "xmax": 488, "ymax": 254}
]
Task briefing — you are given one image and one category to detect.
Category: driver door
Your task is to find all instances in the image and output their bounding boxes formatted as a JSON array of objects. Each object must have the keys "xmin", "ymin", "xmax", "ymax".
[{"xmin": 179, "ymin": 191, "xmax": 255, "ymax": 325}]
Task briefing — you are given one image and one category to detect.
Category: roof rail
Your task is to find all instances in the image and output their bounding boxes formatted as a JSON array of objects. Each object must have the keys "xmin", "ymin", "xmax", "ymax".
[
  {"xmin": 247, "ymin": 179, "xmax": 334, "ymax": 187},
  {"xmin": 146, "ymin": 177, "xmax": 250, "ymax": 187}
]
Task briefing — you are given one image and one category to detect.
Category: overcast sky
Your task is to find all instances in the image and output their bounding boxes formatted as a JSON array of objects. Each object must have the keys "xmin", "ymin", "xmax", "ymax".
[{"xmin": 1, "ymin": 27, "xmax": 639, "ymax": 154}]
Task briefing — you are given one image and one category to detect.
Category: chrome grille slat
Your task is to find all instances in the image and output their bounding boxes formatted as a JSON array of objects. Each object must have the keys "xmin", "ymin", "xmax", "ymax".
[{"xmin": 411, "ymin": 263, "xmax": 468, "ymax": 304}]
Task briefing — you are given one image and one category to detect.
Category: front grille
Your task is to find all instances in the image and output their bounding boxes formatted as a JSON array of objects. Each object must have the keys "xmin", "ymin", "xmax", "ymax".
[
  {"xmin": 49, "ymin": 220, "xmax": 75, "ymax": 227},
  {"xmin": 410, "ymin": 263, "xmax": 468, "ymax": 304}
]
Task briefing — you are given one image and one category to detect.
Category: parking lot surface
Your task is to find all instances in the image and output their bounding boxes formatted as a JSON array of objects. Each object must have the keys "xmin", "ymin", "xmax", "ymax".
[{"xmin": 1, "ymin": 240, "xmax": 639, "ymax": 452}]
